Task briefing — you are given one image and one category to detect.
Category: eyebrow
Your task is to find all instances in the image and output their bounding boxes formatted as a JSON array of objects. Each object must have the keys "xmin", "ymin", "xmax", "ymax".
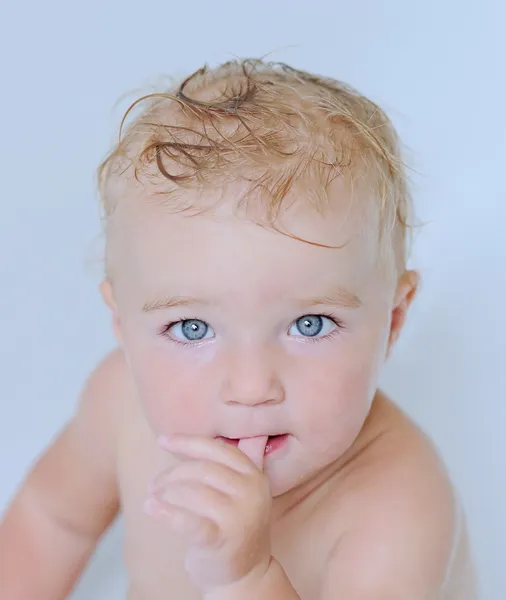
[
  {"xmin": 142, "ymin": 286, "xmax": 361, "ymax": 313},
  {"xmin": 298, "ymin": 286, "xmax": 362, "ymax": 309},
  {"xmin": 143, "ymin": 295, "xmax": 216, "ymax": 312}
]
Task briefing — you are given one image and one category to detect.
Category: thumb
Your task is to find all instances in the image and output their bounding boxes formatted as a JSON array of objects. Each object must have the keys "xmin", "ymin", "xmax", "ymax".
[{"xmin": 237, "ymin": 436, "xmax": 269, "ymax": 471}]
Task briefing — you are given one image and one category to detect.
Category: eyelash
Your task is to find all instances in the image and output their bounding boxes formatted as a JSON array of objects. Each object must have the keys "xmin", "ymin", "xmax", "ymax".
[
  {"xmin": 159, "ymin": 315, "xmax": 204, "ymax": 348},
  {"xmin": 159, "ymin": 313, "xmax": 346, "ymax": 346},
  {"xmin": 300, "ymin": 312, "xmax": 345, "ymax": 344}
]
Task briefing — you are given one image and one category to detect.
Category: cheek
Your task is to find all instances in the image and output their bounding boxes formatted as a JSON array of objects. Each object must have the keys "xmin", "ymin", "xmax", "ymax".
[
  {"xmin": 293, "ymin": 325, "xmax": 389, "ymax": 452},
  {"xmin": 297, "ymin": 361, "xmax": 372, "ymax": 448},
  {"xmin": 122, "ymin": 333, "xmax": 214, "ymax": 437}
]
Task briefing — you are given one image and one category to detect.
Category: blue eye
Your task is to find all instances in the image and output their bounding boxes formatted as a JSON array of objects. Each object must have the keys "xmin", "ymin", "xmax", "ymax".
[
  {"xmin": 289, "ymin": 315, "xmax": 336, "ymax": 338},
  {"xmin": 167, "ymin": 319, "xmax": 214, "ymax": 342}
]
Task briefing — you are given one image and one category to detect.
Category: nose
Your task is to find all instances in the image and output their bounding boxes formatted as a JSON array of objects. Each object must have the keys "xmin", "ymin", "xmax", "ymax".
[{"xmin": 219, "ymin": 346, "xmax": 285, "ymax": 407}]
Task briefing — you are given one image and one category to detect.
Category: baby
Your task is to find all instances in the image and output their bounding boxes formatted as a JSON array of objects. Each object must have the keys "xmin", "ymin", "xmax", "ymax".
[{"xmin": 0, "ymin": 59, "xmax": 475, "ymax": 599}]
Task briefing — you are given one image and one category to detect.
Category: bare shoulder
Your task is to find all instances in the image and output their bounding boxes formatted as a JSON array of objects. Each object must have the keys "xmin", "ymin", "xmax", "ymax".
[
  {"xmin": 76, "ymin": 346, "xmax": 142, "ymax": 469},
  {"xmin": 77, "ymin": 347, "xmax": 133, "ymax": 423},
  {"xmin": 70, "ymin": 347, "xmax": 134, "ymax": 454},
  {"xmin": 7, "ymin": 348, "xmax": 134, "ymax": 543},
  {"xmin": 321, "ymin": 394, "xmax": 475, "ymax": 599}
]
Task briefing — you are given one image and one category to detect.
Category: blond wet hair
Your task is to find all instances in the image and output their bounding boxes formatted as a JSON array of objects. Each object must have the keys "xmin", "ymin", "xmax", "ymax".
[{"xmin": 98, "ymin": 58, "xmax": 413, "ymax": 277}]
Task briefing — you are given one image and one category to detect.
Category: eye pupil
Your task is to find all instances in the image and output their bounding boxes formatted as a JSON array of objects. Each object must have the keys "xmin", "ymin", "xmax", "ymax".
[
  {"xmin": 296, "ymin": 315, "xmax": 323, "ymax": 337},
  {"xmin": 181, "ymin": 319, "xmax": 208, "ymax": 341}
]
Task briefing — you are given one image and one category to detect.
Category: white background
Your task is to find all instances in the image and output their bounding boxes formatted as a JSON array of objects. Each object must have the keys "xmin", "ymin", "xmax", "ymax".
[{"xmin": 0, "ymin": 1, "xmax": 504, "ymax": 599}]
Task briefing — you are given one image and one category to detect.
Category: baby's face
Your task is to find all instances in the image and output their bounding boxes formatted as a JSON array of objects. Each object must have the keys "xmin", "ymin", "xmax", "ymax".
[{"xmin": 105, "ymin": 184, "xmax": 403, "ymax": 496}]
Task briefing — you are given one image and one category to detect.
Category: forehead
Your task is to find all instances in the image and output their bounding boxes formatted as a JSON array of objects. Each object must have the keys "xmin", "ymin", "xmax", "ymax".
[{"xmin": 110, "ymin": 180, "xmax": 380, "ymax": 302}]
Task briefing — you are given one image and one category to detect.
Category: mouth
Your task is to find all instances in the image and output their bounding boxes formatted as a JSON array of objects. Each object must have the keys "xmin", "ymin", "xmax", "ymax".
[{"xmin": 217, "ymin": 434, "xmax": 289, "ymax": 456}]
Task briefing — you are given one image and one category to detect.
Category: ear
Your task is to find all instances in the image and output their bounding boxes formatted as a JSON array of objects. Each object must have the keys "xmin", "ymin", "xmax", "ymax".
[
  {"xmin": 100, "ymin": 279, "xmax": 123, "ymax": 345},
  {"xmin": 386, "ymin": 270, "xmax": 419, "ymax": 358}
]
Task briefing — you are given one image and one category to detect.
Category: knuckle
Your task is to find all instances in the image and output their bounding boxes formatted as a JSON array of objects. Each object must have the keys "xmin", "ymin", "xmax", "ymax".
[{"xmin": 199, "ymin": 519, "xmax": 220, "ymax": 545}]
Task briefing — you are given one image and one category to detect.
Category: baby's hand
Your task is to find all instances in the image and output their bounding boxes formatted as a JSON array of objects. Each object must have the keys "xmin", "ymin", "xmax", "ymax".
[{"xmin": 145, "ymin": 434, "xmax": 272, "ymax": 593}]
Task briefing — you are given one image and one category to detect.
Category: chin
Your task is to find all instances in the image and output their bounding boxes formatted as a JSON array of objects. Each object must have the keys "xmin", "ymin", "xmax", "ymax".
[
  {"xmin": 266, "ymin": 440, "xmax": 348, "ymax": 500},
  {"xmin": 266, "ymin": 459, "xmax": 328, "ymax": 499}
]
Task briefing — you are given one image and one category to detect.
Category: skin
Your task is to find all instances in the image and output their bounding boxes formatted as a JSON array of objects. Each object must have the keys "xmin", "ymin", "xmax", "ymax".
[{"xmin": 0, "ymin": 179, "xmax": 476, "ymax": 599}]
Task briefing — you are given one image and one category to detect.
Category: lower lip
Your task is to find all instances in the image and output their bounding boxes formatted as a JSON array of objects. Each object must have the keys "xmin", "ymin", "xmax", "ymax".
[
  {"xmin": 264, "ymin": 434, "xmax": 289, "ymax": 456},
  {"xmin": 217, "ymin": 434, "xmax": 289, "ymax": 456}
]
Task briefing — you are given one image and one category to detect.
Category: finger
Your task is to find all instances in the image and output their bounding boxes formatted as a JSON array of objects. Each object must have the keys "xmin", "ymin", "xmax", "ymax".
[
  {"xmin": 158, "ymin": 435, "xmax": 254, "ymax": 473},
  {"xmin": 150, "ymin": 460, "xmax": 245, "ymax": 497},
  {"xmin": 238, "ymin": 436, "xmax": 268, "ymax": 471},
  {"xmin": 144, "ymin": 497, "xmax": 219, "ymax": 546},
  {"xmin": 152, "ymin": 481, "xmax": 232, "ymax": 522}
]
